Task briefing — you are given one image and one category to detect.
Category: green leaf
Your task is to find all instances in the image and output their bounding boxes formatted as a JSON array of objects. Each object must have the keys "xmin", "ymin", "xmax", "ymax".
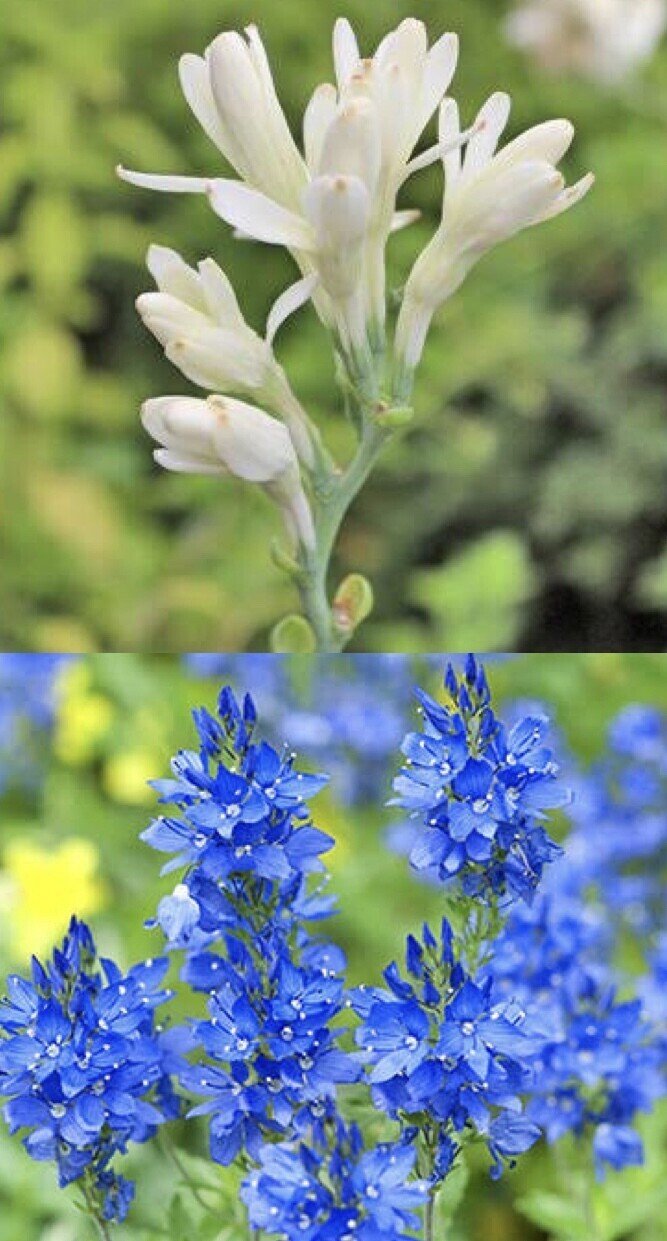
[
  {"xmin": 409, "ymin": 531, "xmax": 535, "ymax": 650},
  {"xmin": 516, "ymin": 1189, "xmax": 590, "ymax": 1240},
  {"xmin": 433, "ymin": 1156, "xmax": 469, "ymax": 1229},
  {"xmin": 270, "ymin": 614, "xmax": 317, "ymax": 653},
  {"xmin": 333, "ymin": 573, "xmax": 374, "ymax": 636}
]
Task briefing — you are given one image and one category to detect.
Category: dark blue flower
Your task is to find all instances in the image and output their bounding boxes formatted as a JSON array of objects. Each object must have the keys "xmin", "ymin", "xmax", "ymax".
[
  {"xmin": 241, "ymin": 1124, "xmax": 427, "ymax": 1241},
  {"xmin": 391, "ymin": 659, "xmax": 565, "ymax": 903},
  {"xmin": 0, "ymin": 918, "xmax": 181, "ymax": 1217}
]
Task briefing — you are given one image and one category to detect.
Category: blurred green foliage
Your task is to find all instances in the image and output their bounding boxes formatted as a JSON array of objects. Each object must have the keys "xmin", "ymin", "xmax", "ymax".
[
  {"xmin": 1, "ymin": 0, "xmax": 667, "ymax": 650},
  {"xmin": 0, "ymin": 653, "xmax": 666, "ymax": 1238}
]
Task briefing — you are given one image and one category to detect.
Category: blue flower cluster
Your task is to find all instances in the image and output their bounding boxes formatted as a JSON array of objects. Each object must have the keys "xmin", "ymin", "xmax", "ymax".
[
  {"xmin": 487, "ymin": 880, "xmax": 665, "ymax": 1178},
  {"xmin": 351, "ymin": 919, "xmax": 542, "ymax": 1181},
  {"xmin": 567, "ymin": 704, "xmax": 667, "ymax": 937},
  {"xmin": 0, "ymin": 917, "xmax": 182, "ymax": 1222},
  {"xmin": 241, "ymin": 1121, "xmax": 427, "ymax": 1241},
  {"xmin": 184, "ymin": 655, "xmax": 413, "ymax": 806},
  {"xmin": 144, "ymin": 687, "xmax": 359, "ymax": 1166},
  {"xmin": 142, "ymin": 686, "xmax": 332, "ymax": 893},
  {"xmin": 0, "ymin": 654, "xmax": 74, "ymax": 794},
  {"xmin": 392, "ymin": 657, "xmax": 566, "ymax": 902}
]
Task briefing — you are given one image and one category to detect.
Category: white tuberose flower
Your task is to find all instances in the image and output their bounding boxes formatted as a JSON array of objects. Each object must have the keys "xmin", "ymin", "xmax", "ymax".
[
  {"xmin": 118, "ymin": 20, "xmax": 462, "ymax": 360},
  {"xmin": 506, "ymin": 0, "xmax": 666, "ymax": 84},
  {"xmin": 329, "ymin": 18, "xmax": 459, "ymax": 329},
  {"xmin": 396, "ymin": 93, "xmax": 594, "ymax": 375},
  {"xmin": 142, "ymin": 395, "xmax": 315, "ymax": 549},
  {"xmin": 136, "ymin": 244, "xmax": 316, "ymax": 465}
]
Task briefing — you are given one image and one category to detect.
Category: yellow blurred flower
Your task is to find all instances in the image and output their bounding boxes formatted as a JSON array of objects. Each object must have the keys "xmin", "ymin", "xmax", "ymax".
[
  {"xmin": 315, "ymin": 793, "xmax": 351, "ymax": 870},
  {"xmin": 2, "ymin": 837, "xmax": 106, "ymax": 960},
  {"xmin": 53, "ymin": 662, "xmax": 114, "ymax": 766},
  {"xmin": 103, "ymin": 749, "xmax": 159, "ymax": 805}
]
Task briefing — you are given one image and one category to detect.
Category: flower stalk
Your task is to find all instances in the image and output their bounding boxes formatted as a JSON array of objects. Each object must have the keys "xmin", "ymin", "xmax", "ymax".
[{"xmin": 296, "ymin": 416, "xmax": 396, "ymax": 651}]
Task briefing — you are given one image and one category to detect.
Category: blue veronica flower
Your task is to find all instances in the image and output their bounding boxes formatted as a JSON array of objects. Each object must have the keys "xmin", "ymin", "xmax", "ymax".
[
  {"xmin": 181, "ymin": 933, "xmax": 359, "ymax": 1165},
  {"xmin": 184, "ymin": 655, "xmax": 414, "ymax": 807},
  {"xmin": 241, "ymin": 1121, "xmax": 428, "ymax": 1241},
  {"xmin": 487, "ymin": 875, "xmax": 665, "ymax": 1177},
  {"xmin": 351, "ymin": 919, "xmax": 542, "ymax": 1181},
  {"xmin": 391, "ymin": 657, "xmax": 565, "ymax": 903},
  {"xmin": 0, "ymin": 654, "xmax": 74, "ymax": 794},
  {"xmin": 142, "ymin": 687, "xmax": 332, "ymax": 888},
  {"xmin": 143, "ymin": 687, "xmax": 359, "ymax": 1167},
  {"xmin": 566, "ymin": 703, "xmax": 667, "ymax": 938},
  {"xmin": 0, "ymin": 917, "xmax": 184, "ymax": 1222}
]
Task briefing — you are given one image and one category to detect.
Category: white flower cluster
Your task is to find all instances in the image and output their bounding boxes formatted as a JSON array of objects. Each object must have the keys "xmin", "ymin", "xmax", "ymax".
[
  {"xmin": 119, "ymin": 18, "xmax": 592, "ymax": 558},
  {"xmin": 506, "ymin": 0, "xmax": 666, "ymax": 84}
]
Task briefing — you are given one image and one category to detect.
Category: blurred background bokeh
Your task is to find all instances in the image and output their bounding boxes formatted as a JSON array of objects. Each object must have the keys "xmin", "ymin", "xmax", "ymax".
[
  {"xmin": 2, "ymin": 0, "xmax": 667, "ymax": 652},
  {"xmin": 0, "ymin": 651, "xmax": 666, "ymax": 1238}
]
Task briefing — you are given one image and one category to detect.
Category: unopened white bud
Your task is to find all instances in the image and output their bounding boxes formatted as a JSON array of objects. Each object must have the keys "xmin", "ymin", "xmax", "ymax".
[
  {"xmin": 141, "ymin": 395, "xmax": 315, "ymax": 548},
  {"xmin": 396, "ymin": 93, "xmax": 593, "ymax": 376}
]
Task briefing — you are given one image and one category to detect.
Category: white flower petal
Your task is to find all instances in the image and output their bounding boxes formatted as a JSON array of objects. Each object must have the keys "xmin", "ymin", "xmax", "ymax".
[
  {"xmin": 376, "ymin": 18, "xmax": 427, "ymax": 79},
  {"xmin": 117, "ymin": 166, "xmax": 209, "ymax": 194},
  {"xmin": 463, "ymin": 93, "xmax": 512, "ymax": 179},
  {"xmin": 333, "ymin": 18, "xmax": 360, "ymax": 90},
  {"xmin": 178, "ymin": 53, "xmax": 232, "ymax": 160},
  {"xmin": 303, "ymin": 84, "xmax": 338, "ymax": 172},
  {"xmin": 539, "ymin": 172, "xmax": 595, "ymax": 221},
  {"xmin": 142, "ymin": 396, "xmax": 218, "ymax": 458},
  {"xmin": 303, "ymin": 174, "xmax": 369, "ymax": 249},
  {"xmin": 154, "ymin": 449, "xmax": 226, "ymax": 476},
  {"xmin": 390, "ymin": 208, "xmax": 421, "ymax": 233},
  {"xmin": 266, "ymin": 274, "xmax": 319, "ymax": 345},
  {"xmin": 439, "ymin": 98, "xmax": 463, "ymax": 191},
  {"xmin": 146, "ymin": 245, "xmax": 207, "ymax": 309},
  {"xmin": 207, "ymin": 180, "xmax": 314, "ymax": 249},
  {"xmin": 208, "ymin": 395, "xmax": 297, "ymax": 483},
  {"xmin": 197, "ymin": 257, "xmax": 245, "ymax": 326},
  {"xmin": 498, "ymin": 119, "xmax": 574, "ymax": 169},
  {"xmin": 317, "ymin": 98, "xmax": 381, "ymax": 192},
  {"xmin": 136, "ymin": 292, "xmax": 210, "ymax": 345},
  {"xmin": 420, "ymin": 32, "xmax": 459, "ymax": 129}
]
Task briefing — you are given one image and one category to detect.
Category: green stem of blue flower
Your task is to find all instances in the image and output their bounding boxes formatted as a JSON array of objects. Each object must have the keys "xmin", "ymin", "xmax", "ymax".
[
  {"xmin": 81, "ymin": 1181, "xmax": 112, "ymax": 1241},
  {"xmin": 299, "ymin": 419, "xmax": 394, "ymax": 652},
  {"xmin": 424, "ymin": 1187, "xmax": 436, "ymax": 1241},
  {"xmin": 159, "ymin": 1130, "xmax": 214, "ymax": 1213}
]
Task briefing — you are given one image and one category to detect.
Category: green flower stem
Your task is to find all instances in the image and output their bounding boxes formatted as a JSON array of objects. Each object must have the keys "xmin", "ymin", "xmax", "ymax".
[
  {"xmin": 299, "ymin": 420, "xmax": 394, "ymax": 651},
  {"xmin": 159, "ymin": 1130, "xmax": 215, "ymax": 1213},
  {"xmin": 81, "ymin": 1181, "xmax": 112, "ymax": 1241},
  {"xmin": 424, "ymin": 1187, "xmax": 436, "ymax": 1241}
]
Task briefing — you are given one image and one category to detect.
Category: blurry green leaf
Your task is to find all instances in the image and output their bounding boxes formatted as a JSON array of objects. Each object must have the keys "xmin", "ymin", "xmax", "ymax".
[
  {"xmin": 5, "ymin": 321, "xmax": 83, "ymax": 418},
  {"xmin": 409, "ymin": 532, "xmax": 535, "ymax": 650},
  {"xmin": 516, "ymin": 1189, "xmax": 590, "ymax": 1239},
  {"xmin": 271, "ymin": 614, "xmax": 317, "ymax": 653},
  {"xmin": 433, "ymin": 1156, "xmax": 469, "ymax": 1228},
  {"xmin": 20, "ymin": 194, "xmax": 89, "ymax": 304},
  {"xmin": 634, "ymin": 543, "xmax": 667, "ymax": 610}
]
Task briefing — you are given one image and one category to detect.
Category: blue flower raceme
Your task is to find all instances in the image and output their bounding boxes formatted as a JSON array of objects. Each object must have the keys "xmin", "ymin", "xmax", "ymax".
[
  {"xmin": 487, "ymin": 875, "xmax": 665, "ymax": 1178},
  {"xmin": 351, "ymin": 918, "xmax": 543, "ymax": 1181},
  {"xmin": 241, "ymin": 1120, "xmax": 428, "ymax": 1241},
  {"xmin": 567, "ymin": 703, "xmax": 667, "ymax": 937},
  {"xmin": 142, "ymin": 686, "xmax": 332, "ymax": 889},
  {"xmin": 392, "ymin": 656, "xmax": 565, "ymax": 901},
  {"xmin": 0, "ymin": 654, "xmax": 74, "ymax": 794},
  {"xmin": 184, "ymin": 654, "xmax": 412, "ymax": 806},
  {"xmin": 182, "ymin": 936, "xmax": 359, "ymax": 1165},
  {"xmin": 0, "ymin": 917, "xmax": 183, "ymax": 1222},
  {"xmin": 143, "ymin": 687, "xmax": 358, "ymax": 1166}
]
